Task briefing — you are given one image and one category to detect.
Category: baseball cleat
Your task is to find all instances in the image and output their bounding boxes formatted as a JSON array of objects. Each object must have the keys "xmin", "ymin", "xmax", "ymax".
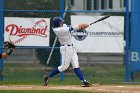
[
  {"xmin": 43, "ymin": 75, "xmax": 50, "ymax": 86},
  {"xmin": 81, "ymin": 80, "xmax": 90, "ymax": 87}
]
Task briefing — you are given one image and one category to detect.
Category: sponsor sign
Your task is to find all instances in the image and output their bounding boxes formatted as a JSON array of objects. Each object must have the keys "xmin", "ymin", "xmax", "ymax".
[
  {"xmin": 4, "ymin": 17, "xmax": 50, "ymax": 46},
  {"xmin": 71, "ymin": 15, "xmax": 124, "ymax": 53}
]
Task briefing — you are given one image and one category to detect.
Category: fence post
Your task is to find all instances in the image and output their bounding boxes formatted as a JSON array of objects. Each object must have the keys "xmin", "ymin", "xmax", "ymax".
[
  {"xmin": 0, "ymin": 0, "xmax": 4, "ymax": 81},
  {"xmin": 125, "ymin": 0, "xmax": 130, "ymax": 82}
]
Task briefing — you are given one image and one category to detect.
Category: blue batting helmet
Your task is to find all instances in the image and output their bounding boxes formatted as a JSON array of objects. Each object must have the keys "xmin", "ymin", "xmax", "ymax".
[{"xmin": 52, "ymin": 16, "xmax": 64, "ymax": 27}]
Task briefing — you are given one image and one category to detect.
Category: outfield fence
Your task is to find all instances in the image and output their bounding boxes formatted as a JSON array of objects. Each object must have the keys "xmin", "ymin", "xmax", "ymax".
[{"xmin": 0, "ymin": 0, "xmax": 133, "ymax": 83}]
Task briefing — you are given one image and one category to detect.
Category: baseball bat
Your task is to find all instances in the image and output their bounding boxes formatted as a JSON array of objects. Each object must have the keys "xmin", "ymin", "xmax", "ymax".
[{"xmin": 90, "ymin": 14, "xmax": 110, "ymax": 25}]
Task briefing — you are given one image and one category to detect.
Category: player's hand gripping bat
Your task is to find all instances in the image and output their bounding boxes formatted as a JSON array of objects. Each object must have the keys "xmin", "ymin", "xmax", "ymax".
[{"xmin": 89, "ymin": 14, "xmax": 110, "ymax": 25}]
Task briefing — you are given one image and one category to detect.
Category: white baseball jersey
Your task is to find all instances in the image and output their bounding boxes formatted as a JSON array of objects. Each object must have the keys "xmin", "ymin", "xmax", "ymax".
[
  {"xmin": 52, "ymin": 24, "xmax": 73, "ymax": 45},
  {"xmin": 52, "ymin": 24, "xmax": 79, "ymax": 72}
]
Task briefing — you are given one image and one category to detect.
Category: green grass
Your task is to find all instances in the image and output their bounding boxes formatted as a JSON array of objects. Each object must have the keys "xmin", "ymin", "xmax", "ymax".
[
  {"xmin": 0, "ymin": 90, "xmax": 102, "ymax": 93},
  {"xmin": 1, "ymin": 62, "xmax": 140, "ymax": 85},
  {"xmin": 1, "ymin": 63, "xmax": 44, "ymax": 85},
  {"xmin": 1, "ymin": 63, "xmax": 140, "ymax": 93}
]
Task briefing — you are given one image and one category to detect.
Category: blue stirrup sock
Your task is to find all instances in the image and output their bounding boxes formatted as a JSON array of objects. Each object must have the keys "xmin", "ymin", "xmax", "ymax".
[
  {"xmin": 48, "ymin": 67, "xmax": 60, "ymax": 78},
  {"xmin": 74, "ymin": 68, "xmax": 85, "ymax": 81}
]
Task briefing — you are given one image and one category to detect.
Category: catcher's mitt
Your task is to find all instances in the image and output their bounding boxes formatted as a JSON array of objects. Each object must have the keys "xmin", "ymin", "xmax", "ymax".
[{"xmin": 4, "ymin": 41, "xmax": 15, "ymax": 48}]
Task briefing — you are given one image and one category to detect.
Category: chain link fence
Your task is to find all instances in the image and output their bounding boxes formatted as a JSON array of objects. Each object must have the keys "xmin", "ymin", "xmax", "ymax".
[
  {"xmin": 3, "ymin": 0, "xmax": 125, "ymax": 64},
  {"xmin": 0, "ymin": 0, "xmax": 132, "ymax": 83},
  {"xmin": 4, "ymin": 0, "xmax": 62, "ymax": 67}
]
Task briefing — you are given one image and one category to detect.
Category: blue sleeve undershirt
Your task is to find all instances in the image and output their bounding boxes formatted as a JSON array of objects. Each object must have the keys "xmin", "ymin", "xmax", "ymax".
[{"xmin": 67, "ymin": 25, "xmax": 74, "ymax": 32}]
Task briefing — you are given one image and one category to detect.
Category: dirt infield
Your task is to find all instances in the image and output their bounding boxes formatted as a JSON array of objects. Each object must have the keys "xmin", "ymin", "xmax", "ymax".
[{"xmin": 0, "ymin": 84, "xmax": 140, "ymax": 93}]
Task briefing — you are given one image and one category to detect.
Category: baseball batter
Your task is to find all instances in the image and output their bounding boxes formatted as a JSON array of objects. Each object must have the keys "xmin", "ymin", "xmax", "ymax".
[{"xmin": 44, "ymin": 16, "xmax": 90, "ymax": 87}]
